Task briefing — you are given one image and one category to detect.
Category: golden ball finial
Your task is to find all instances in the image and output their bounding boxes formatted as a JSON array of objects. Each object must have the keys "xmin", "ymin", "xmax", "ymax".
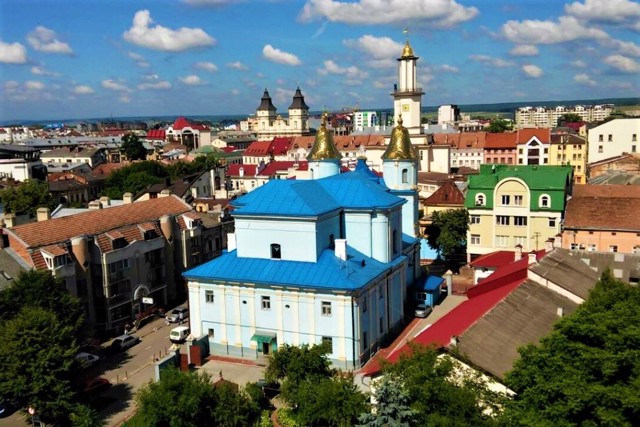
[{"xmin": 401, "ymin": 40, "xmax": 414, "ymax": 58}]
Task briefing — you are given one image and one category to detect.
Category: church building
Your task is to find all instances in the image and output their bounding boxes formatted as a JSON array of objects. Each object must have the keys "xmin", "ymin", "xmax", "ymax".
[{"xmin": 184, "ymin": 112, "xmax": 422, "ymax": 369}]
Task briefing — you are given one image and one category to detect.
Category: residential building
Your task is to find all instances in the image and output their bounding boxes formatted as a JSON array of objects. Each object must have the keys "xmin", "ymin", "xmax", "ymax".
[
  {"xmin": 4, "ymin": 196, "xmax": 224, "ymax": 335},
  {"xmin": 549, "ymin": 131, "xmax": 588, "ymax": 183},
  {"xmin": 483, "ymin": 133, "xmax": 517, "ymax": 165},
  {"xmin": 353, "ymin": 111, "xmax": 393, "ymax": 132},
  {"xmin": 166, "ymin": 117, "xmax": 212, "ymax": 150},
  {"xmin": 183, "ymin": 115, "xmax": 421, "ymax": 369},
  {"xmin": 587, "ymin": 118, "xmax": 640, "ymax": 163},
  {"xmin": 241, "ymin": 88, "xmax": 311, "ymax": 141},
  {"xmin": 438, "ymin": 105, "xmax": 460, "ymax": 125},
  {"xmin": 465, "ymin": 164, "xmax": 573, "ymax": 259},
  {"xmin": 40, "ymin": 146, "xmax": 106, "ymax": 168},
  {"xmin": 243, "ymin": 137, "xmax": 293, "ymax": 165},
  {"xmin": 588, "ymin": 153, "xmax": 640, "ymax": 183},
  {"xmin": 515, "ymin": 104, "xmax": 613, "ymax": 129},
  {"xmin": 0, "ymin": 144, "xmax": 47, "ymax": 180},
  {"xmin": 562, "ymin": 184, "xmax": 640, "ymax": 254},
  {"xmin": 433, "ymin": 132, "xmax": 485, "ymax": 169},
  {"xmin": 515, "ymin": 128, "xmax": 550, "ymax": 165},
  {"xmin": 47, "ymin": 171, "xmax": 106, "ymax": 206},
  {"xmin": 136, "ymin": 172, "xmax": 213, "ymax": 204}
]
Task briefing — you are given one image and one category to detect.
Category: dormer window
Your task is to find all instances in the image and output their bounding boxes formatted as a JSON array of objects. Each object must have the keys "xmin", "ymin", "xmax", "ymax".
[
  {"xmin": 270, "ymin": 243, "xmax": 281, "ymax": 259},
  {"xmin": 475, "ymin": 193, "xmax": 486, "ymax": 206},
  {"xmin": 539, "ymin": 194, "xmax": 550, "ymax": 208}
]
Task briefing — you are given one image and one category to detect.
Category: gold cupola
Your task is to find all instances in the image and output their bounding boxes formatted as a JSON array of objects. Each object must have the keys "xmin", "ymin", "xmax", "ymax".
[
  {"xmin": 401, "ymin": 40, "xmax": 415, "ymax": 58},
  {"xmin": 382, "ymin": 114, "xmax": 418, "ymax": 161},
  {"xmin": 307, "ymin": 112, "xmax": 342, "ymax": 161}
]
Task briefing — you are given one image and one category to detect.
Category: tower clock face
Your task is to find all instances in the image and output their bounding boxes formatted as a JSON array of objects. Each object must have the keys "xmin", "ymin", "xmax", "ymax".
[{"xmin": 402, "ymin": 104, "xmax": 410, "ymax": 112}]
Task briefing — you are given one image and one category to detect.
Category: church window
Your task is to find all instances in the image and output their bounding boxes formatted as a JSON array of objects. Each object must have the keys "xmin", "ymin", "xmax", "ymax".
[
  {"xmin": 321, "ymin": 301, "xmax": 332, "ymax": 316},
  {"xmin": 261, "ymin": 296, "xmax": 271, "ymax": 310},
  {"xmin": 270, "ymin": 244, "xmax": 281, "ymax": 259},
  {"xmin": 401, "ymin": 169, "xmax": 408, "ymax": 183}
]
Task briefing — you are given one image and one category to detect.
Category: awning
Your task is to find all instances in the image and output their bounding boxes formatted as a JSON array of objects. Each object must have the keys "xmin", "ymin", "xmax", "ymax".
[{"xmin": 251, "ymin": 330, "xmax": 277, "ymax": 344}]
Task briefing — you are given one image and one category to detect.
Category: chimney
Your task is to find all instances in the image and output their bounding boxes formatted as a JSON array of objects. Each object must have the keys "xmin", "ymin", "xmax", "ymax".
[
  {"xmin": 227, "ymin": 233, "xmax": 237, "ymax": 252},
  {"xmin": 3, "ymin": 213, "xmax": 15, "ymax": 228},
  {"xmin": 545, "ymin": 238, "xmax": 554, "ymax": 252},
  {"xmin": 557, "ymin": 307, "xmax": 564, "ymax": 317},
  {"xmin": 88, "ymin": 200, "xmax": 102, "ymax": 210},
  {"xmin": 514, "ymin": 244, "xmax": 523, "ymax": 261},
  {"xmin": 36, "ymin": 207, "xmax": 51, "ymax": 222},
  {"xmin": 99, "ymin": 196, "xmax": 110, "ymax": 207},
  {"xmin": 159, "ymin": 189, "xmax": 172, "ymax": 198},
  {"xmin": 123, "ymin": 192, "xmax": 133, "ymax": 204},
  {"xmin": 528, "ymin": 251, "xmax": 537, "ymax": 265},
  {"xmin": 554, "ymin": 233, "xmax": 562, "ymax": 248},
  {"xmin": 449, "ymin": 336, "xmax": 458, "ymax": 347},
  {"xmin": 444, "ymin": 270, "xmax": 453, "ymax": 296},
  {"xmin": 335, "ymin": 238, "xmax": 347, "ymax": 261}
]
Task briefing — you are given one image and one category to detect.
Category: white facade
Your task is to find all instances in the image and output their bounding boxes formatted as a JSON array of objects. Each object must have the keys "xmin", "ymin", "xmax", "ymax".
[
  {"xmin": 515, "ymin": 104, "xmax": 614, "ymax": 129},
  {"xmin": 393, "ymin": 42, "xmax": 424, "ymax": 135},
  {"xmin": 438, "ymin": 105, "xmax": 460, "ymax": 125},
  {"xmin": 587, "ymin": 118, "xmax": 640, "ymax": 164}
]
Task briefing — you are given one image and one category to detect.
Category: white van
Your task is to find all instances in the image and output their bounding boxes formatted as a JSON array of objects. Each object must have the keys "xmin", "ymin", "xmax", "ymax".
[{"xmin": 170, "ymin": 326, "xmax": 190, "ymax": 343}]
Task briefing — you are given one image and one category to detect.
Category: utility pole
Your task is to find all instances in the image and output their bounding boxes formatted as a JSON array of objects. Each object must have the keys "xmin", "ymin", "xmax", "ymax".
[{"xmin": 531, "ymin": 232, "xmax": 541, "ymax": 251}]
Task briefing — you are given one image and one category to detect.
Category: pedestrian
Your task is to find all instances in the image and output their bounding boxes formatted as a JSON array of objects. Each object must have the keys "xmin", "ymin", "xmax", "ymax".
[
  {"xmin": 178, "ymin": 312, "xmax": 184, "ymax": 325},
  {"xmin": 124, "ymin": 323, "xmax": 131, "ymax": 335}
]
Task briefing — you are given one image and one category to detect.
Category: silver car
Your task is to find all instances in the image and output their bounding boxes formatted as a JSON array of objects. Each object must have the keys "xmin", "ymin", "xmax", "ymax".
[
  {"xmin": 166, "ymin": 307, "xmax": 189, "ymax": 323},
  {"xmin": 414, "ymin": 303, "xmax": 433, "ymax": 318}
]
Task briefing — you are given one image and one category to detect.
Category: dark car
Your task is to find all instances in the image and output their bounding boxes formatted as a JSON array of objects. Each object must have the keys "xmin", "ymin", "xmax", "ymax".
[
  {"xmin": 0, "ymin": 398, "xmax": 11, "ymax": 418},
  {"xmin": 82, "ymin": 377, "xmax": 111, "ymax": 398}
]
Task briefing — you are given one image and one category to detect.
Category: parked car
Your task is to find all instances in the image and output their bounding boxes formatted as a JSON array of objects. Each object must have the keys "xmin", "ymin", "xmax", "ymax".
[
  {"xmin": 166, "ymin": 307, "xmax": 189, "ymax": 323},
  {"xmin": 169, "ymin": 326, "xmax": 190, "ymax": 343},
  {"xmin": 82, "ymin": 377, "xmax": 111, "ymax": 398},
  {"xmin": 414, "ymin": 303, "xmax": 433, "ymax": 318},
  {"xmin": 110, "ymin": 334, "xmax": 141, "ymax": 352},
  {"xmin": 75, "ymin": 352, "xmax": 100, "ymax": 368},
  {"xmin": 0, "ymin": 398, "xmax": 11, "ymax": 418}
]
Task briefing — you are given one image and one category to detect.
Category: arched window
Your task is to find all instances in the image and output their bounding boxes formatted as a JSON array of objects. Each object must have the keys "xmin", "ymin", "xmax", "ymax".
[
  {"xmin": 475, "ymin": 193, "xmax": 486, "ymax": 206},
  {"xmin": 270, "ymin": 244, "xmax": 281, "ymax": 259},
  {"xmin": 401, "ymin": 168, "xmax": 408, "ymax": 183},
  {"xmin": 539, "ymin": 194, "xmax": 550, "ymax": 208}
]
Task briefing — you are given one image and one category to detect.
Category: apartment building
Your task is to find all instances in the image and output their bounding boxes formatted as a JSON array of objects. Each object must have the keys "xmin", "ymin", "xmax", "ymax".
[
  {"xmin": 549, "ymin": 132, "xmax": 588, "ymax": 184},
  {"xmin": 587, "ymin": 118, "xmax": 640, "ymax": 164},
  {"xmin": 515, "ymin": 104, "xmax": 613, "ymax": 128}
]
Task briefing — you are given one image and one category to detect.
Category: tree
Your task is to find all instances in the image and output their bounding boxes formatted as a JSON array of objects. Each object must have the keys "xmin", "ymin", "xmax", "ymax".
[
  {"xmin": 558, "ymin": 113, "xmax": 582, "ymax": 123},
  {"xmin": 211, "ymin": 381, "xmax": 261, "ymax": 427},
  {"xmin": 120, "ymin": 132, "xmax": 147, "ymax": 161},
  {"xmin": 502, "ymin": 270, "xmax": 640, "ymax": 426},
  {"xmin": 70, "ymin": 404, "xmax": 105, "ymax": 427},
  {"xmin": 382, "ymin": 345, "xmax": 504, "ymax": 426},
  {"xmin": 0, "ymin": 179, "xmax": 54, "ymax": 216},
  {"xmin": 425, "ymin": 208, "xmax": 469, "ymax": 270},
  {"xmin": 0, "ymin": 306, "xmax": 79, "ymax": 425},
  {"xmin": 102, "ymin": 160, "xmax": 167, "ymax": 199},
  {"xmin": 0, "ymin": 270, "xmax": 85, "ymax": 339},
  {"xmin": 486, "ymin": 118, "xmax": 513, "ymax": 133},
  {"xmin": 357, "ymin": 377, "xmax": 417, "ymax": 427}
]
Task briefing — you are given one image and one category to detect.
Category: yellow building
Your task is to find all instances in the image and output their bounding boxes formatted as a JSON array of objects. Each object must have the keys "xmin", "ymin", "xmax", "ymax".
[{"xmin": 549, "ymin": 132, "xmax": 588, "ymax": 184}]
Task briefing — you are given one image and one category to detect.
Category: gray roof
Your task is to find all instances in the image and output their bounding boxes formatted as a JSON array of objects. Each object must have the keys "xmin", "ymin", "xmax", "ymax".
[
  {"xmin": 588, "ymin": 171, "xmax": 640, "ymax": 186},
  {"xmin": 529, "ymin": 248, "xmax": 600, "ymax": 300},
  {"xmin": 457, "ymin": 280, "xmax": 578, "ymax": 380},
  {"xmin": 571, "ymin": 250, "xmax": 640, "ymax": 284},
  {"xmin": 0, "ymin": 248, "xmax": 29, "ymax": 291}
]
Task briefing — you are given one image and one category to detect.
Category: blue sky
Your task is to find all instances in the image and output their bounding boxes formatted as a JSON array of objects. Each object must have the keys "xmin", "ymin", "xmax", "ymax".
[{"xmin": 1, "ymin": 0, "xmax": 639, "ymax": 122}]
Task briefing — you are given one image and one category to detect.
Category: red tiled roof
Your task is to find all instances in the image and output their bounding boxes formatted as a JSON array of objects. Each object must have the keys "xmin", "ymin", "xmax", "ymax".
[
  {"xmin": 244, "ymin": 141, "xmax": 272, "ymax": 156},
  {"xmin": 572, "ymin": 184, "xmax": 640, "ymax": 198},
  {"xmin": 40, "ymin": 244, "xmax": 68, "ymax": 257},
  {"xmin": 484, "ymin": 132, "xmax": 517, "ymax": 149},
  {"xmin": 172, "ymin": 117, "xmax": 208, "ymax": 131},
  {"xmin": 258, "ymin": 161, "xmax": 307, "ymax": 176},
  {"xmin": 424, "ymin": 180, "xmax": 465, "ymax": 206},
  {"xmin": 146, "ymin": 129, "xmax": 166, "ymax": 139},
  {"xmin": 432, "ymin": 132, "xmax": 486, "ymax": 149},
  {"xmin": 516, "ymin": 128, "xmax": 550, "ymax": 144},
  {"xmin": 269, "ymin": 137, "xmax": 293, "ymax": 155},
  {"xmin": 564, "ymin": 195, "xmax": 640, "ymax": 231},
  {"xmin": 227, "ymin": 164, "xmax": 259, "ymax": 176},
  {"xmin": 8, "ymin": 196, "xmax": 192, "ymax": 248},
  {"xmin": 469, "ymin": 251, "xmax": 517, "ymax": 269}
]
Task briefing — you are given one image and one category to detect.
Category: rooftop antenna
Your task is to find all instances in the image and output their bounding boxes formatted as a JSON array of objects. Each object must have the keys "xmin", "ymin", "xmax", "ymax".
[{"xmin": 531, "ymin": 232, "xmax": 541, "ymax": 251}]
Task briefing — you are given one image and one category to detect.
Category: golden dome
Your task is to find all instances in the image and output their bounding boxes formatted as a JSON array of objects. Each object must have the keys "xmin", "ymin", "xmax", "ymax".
[
  {"xmin": 401, "ymin": 40, "xmax": 414, "ymax": 58},
  {"xmin": 307, "ymin": 113, "xmax": 342, "ymax": 161},
  {"xmin": 382, "ymin": 115, "xmax": 418, "ymax": 161}
]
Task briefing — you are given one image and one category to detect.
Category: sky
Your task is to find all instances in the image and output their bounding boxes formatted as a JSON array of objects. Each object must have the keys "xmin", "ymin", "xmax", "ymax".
[{"xmin": 0, "ymin": 0, "xmax": 639, "ymax": 122}]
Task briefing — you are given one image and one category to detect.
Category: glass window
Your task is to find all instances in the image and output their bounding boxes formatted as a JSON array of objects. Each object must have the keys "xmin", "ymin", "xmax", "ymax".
[
  {"xmin": 321, "ymin": 336, "xmax": 333, "ymax": 353},
  {"xmin": 475, "ymin": 194, "xmax": 485, "ymax": 206},
  {"xmin": 514, "ymin": 216, "xmax": 528, "ymax": 226},
  {"xmin": 321, "ymin": 301, "xmax": 332, "ymax": 316},
  {"xmin": 496, "ymin": 235, "xmax": 510, "ymax": 247},
  {"xmin": 501, "ymin": 195, "xmax": 510, "ymax": 205},
  {"xmin": 470, "ymin": 234, "xmax": 480, "ymax": 245},
  {"xmin": 496, "ymin": 215, "xmax": 510, "ymax": 226},
  {"xmin": 205, "ymin": 290, "xmax": 214, "ymax": 303},
  {"xmin": 609, "ymin": 245, "xmax": 618, "ymax": 253},
  {"xmin": 598, "ymin": 145, "xmax": 603, "ymax": 153},
  {"xmin": 401, "ymin": 169, "xmax": 408, "ymax": 183},
  {"xmin": 514, "ymin": 195, "xmax": 523, "ymax": 205},
  {"xmin": 548, "ymin": 217, "xmax": 556, "ymax": 227},
  {"xmin": 261, "ymin": 296, "xmax": 271, "ymax": 310},
  {"xmin": 540, "ymin": 195, "xmax": 550, "ymax": 207},
  {"xmin": 470, "ymin": 215, "xmax": 480, "ymax": 224},
  {"xmin": 270, "ymin": 244, "xmax": 281, "ymax": 259}
]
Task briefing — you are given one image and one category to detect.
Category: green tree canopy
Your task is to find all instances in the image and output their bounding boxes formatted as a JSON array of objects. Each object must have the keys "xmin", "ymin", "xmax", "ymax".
[
  {"xmin": 357, "ymin": 377, "xmax": 417, "ymax": 427},
  {"xmin": 0, "ymin": 179, "xmax": 54, "ymax": 216},
  {"xmin": 120, "ymin": 133, "xmax": 147, "ymax": 161},
  {"xmin": 0, "ymin": 306, "xmax": 79, "ymax": 425},
  {"xmin": 425, "ymin": 208, "xmax": 469, "ymax": 270},
  {"xmin": 503, "ymin": 270, "xmax": 640, "ymax": 426},
  {"xmin": 102, "ymin": 160, "xmax": 168, "ymax": 199},
  {"xmin": 486, "ymin": 118, "xmax": 513, "ymax": 133},
  {"xmin": 382, "ymin": 345, "xmax": 504, "ymax": 426},
  {"xmin": 558, "ymin": 113, "xmax": 583, "ymax": 123}
]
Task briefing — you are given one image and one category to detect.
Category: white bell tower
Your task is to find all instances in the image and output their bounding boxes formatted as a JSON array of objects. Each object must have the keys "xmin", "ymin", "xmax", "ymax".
[{"xmin": 393, "ymin": 36, "xmax": 424, "ymax": 135}]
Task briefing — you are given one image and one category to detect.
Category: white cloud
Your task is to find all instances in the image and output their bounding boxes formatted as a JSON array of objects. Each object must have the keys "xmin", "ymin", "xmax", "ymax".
[
  {"xmin": 102, "ymin": 79, "xmax": 130, "ymax": 91},
  {"xmin": 510, "ymin": 44, "xmax": 539, "ymax": 56},
  {"xmin": 179, "ymin": 75, "xmax": 202, "ymax": 85},
  {"xmin": 26, "ymin": 26, "xmax": 73, "ymax": 54},
  {"xmin": 522, "ymin": 64, "xmax": 543, "ymax": 78},
  {"xmin": 231, "ymin": 88, "xmax": 240, "ymax": 95},
  {"xmin": 25, "ymin": 81, "xmax": 45, "ymax": 91},
  {"xmin": 119, "ymin": 94, "xmax": 132, "ymax": 103},
  {"xmin": 343, "ymin": 35, "xmax": 403, "ymax": 59},
  {"xmin": 437, "ymin": 64, "xmax": 459, "ymax": 73},
  {"xmin": 469, "ymin": 54, "xmax": 515, "ymax": 68},
  {"xmin": 30, "ymin": 65, "xmax": 58, "ymax": 76},
  {"xmin": 123, "ymin": 10, "xmax": 216, "ymax": 52},
  {"xmin": 128, "ymin": 51, "xmax": 145, "ymax": 61},
  {"xmin": 227, "ymin": 61, "xmax": 249, "ymax": 71},
  {"xmin": 138, "ymin": 81, "xmax": 172, "ymax": 90},
  {"xmin": 0, "ymin": 40, "xmax": 27, "ymax": 63},
  {"xmin": 574, "ymin": 73, "xmax": 597, "ymax": 86},
  {"xmin": 312, "ymin": 22, "xmax": 327, "ymax": 39},
  {"xmin": 195, "ymin": 61, "xmax": 218, "ymax": 72},
  {"xmin": 318, "ymin": 59, "xmax": 367, "ymax": 79},
  {"xmin": 143, "ymin": 73, "xmax": 160, "ymax": 81},
  {"xmin": 182, "ymin": 0, "xmax": 241, "ymax": 5},
  {"xmin": 502, "ymin": 16, "xmax": 609, "ymax": 45},
  {"xmin": 73, "ymin": 85, "xmax": 95, "ymax": 94},
  {"xmin": 299, "ymin": 0, "xmax": 478, "ymax": 28},
  {"xmin": 608, "ymin": 39, "xmax": 640, "ymax": 57},
  {"xmin": 262, "ymin": 45, "xmax": 301, "ymax": 66},
  {"xmin": 604, "ymin": 54, "xmax": 640, "ymax": 73},
  {"xmin": 4, "ymin": 80, "xmax": 20, "ymax": 90},
  {"xmin": 571, "ymin": 59, "xmax": 587, "ymax": 68},
  {"xmin": 565, "ymin": 0, "xmax": 640, "ymax": 29}
]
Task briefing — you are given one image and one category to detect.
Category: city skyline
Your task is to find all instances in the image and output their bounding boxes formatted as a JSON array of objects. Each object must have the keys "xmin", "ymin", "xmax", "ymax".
[{"xmin": 1, "ymin": 0, "xmax": 639, "ymax": 122}]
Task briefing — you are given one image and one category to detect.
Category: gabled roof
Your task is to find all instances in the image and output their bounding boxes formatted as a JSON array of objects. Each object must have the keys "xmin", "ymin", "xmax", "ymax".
[
  {"xmin": 227, "ymin": 164, "xmax": 259, "ymax": 177},
  {"xmin": 7, "ymin": 195, "xmax": 192, "ymax": 248},
  {"xmin": 291, "ymin": 134, "xmax": 386, "ymax": 151},
  {"xmin": 528, "ymin": 248, "xmax": 599, "ymax": 300},
  {"xmin": 269, "ymin": 137, "xmax": 293, "ymax": 155},
  {"xmin": 244, "ymin": 141, "xmax": 272, "ymax": 156},
  {"xmin": 424, "ymin": 180, "xmax": 465, "ymax": 206},
  {"xmin": 432, "ymin": 132, "xmax": 486, "ymax": 149},
  {"xmin": 172, "ymin": 117, "xmax": 208, "ymax": 131},
  {"xmin": 257, "ymin": 161, "xmax": 307, "ymax": 177},
  {"xmin": 516, "ymin": 128, "xmax": 550, "ymax": 144},
  {"xmin": 184, "ymin": 244, "xmax": 404, "ymax": 292},
  {"xmin": 484, "ymin": 132, "xmax": 517, "ymax": 149},
  {"xmin": 146, "ymin": 129, "xmax": 166, "ymax": 139},
  {"xmin": 564, "ymin": 193, "xmax": 640, "ymax": 231}
]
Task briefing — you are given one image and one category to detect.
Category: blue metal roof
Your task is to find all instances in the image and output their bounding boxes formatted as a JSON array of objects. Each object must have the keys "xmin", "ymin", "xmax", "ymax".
[
  {"xmin": 231, "ymin": 171, "xmax": 405, "ymax": 217},
  {"xmin": 183, "ymin": 247, "xmax": 406, "ymax": 292},
  {"xmin": 420, "ymin": 275, "xmax": 445, "ymax": 292}
]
